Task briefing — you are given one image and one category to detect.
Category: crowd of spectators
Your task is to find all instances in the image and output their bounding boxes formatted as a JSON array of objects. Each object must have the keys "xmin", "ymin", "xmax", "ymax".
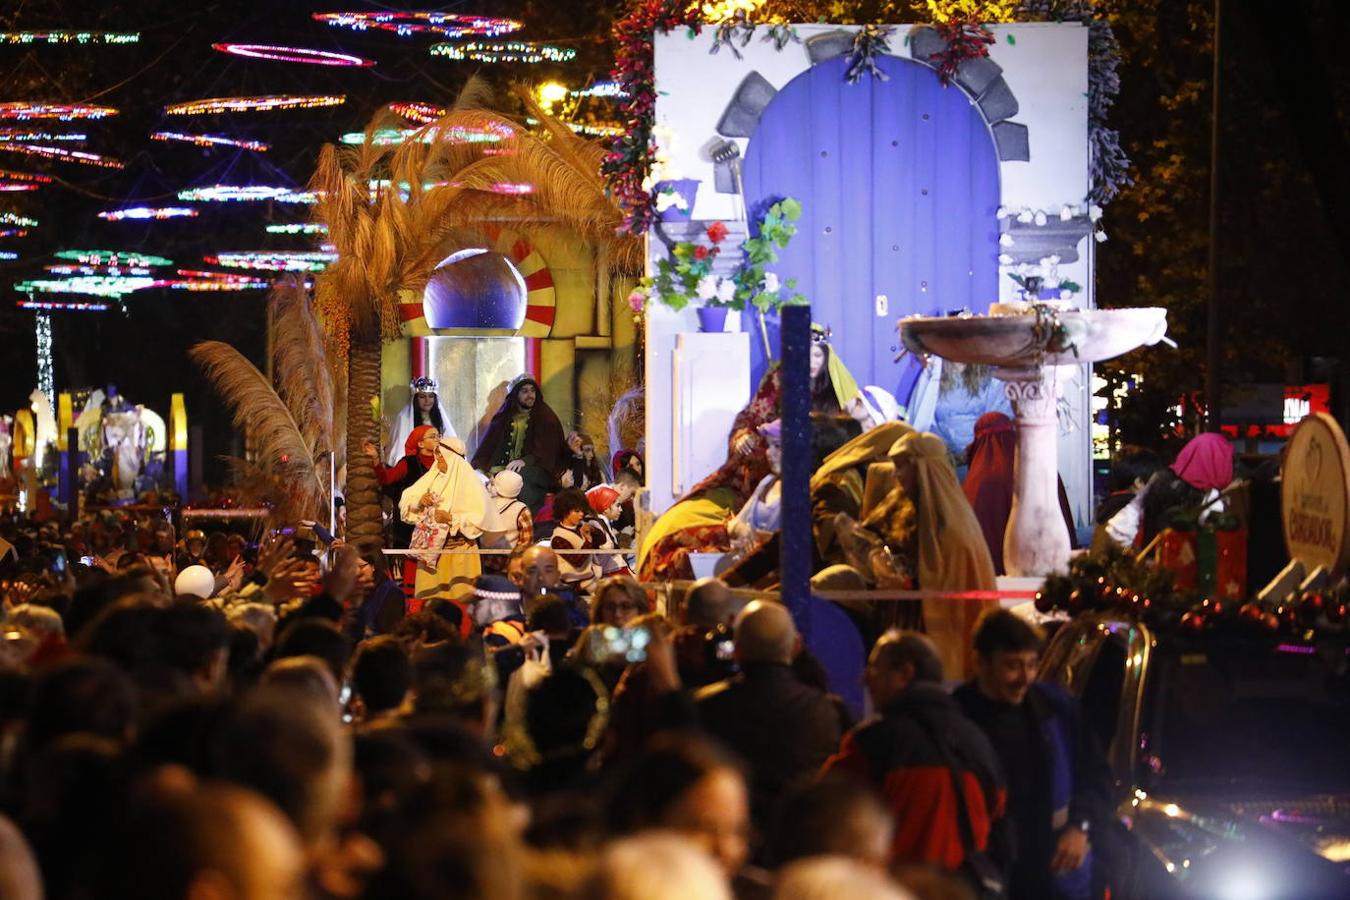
[{"xmin": 0, "ymin": 508, "xmax": 1108, "ymax": 900}]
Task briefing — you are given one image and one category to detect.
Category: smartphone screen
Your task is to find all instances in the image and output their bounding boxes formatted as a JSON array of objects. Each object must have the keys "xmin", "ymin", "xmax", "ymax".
[{"xmin": 49, "ymin": 549, "xmax": 68, "ymax": 575}]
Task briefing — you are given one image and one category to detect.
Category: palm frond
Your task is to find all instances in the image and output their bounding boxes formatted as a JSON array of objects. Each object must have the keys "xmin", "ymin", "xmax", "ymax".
[{"xmin": 270, "ymin": 278, "xmax": 335, "ymax": 461}]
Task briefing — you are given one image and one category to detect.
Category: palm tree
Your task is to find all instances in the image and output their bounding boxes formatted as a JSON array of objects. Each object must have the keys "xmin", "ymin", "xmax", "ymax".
[{"xmin": 310, "ymin": 82, "xmax": 639, "ymax": 549}]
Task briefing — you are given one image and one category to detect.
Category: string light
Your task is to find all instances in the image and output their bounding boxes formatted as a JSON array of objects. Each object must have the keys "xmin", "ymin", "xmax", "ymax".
[
  {"xmin": 176, "ymin": 269, "xmax": 262, "ymax": 281},
  {"xmin": 0, "ymin": 31, "xmax": 139, "ymax": 44},
  {"xmin": 0, "ymin": 130, "xmax": 88, "ymax": 142},
  {"xmin": 430, "ymin": 41, "xmax": 577, "ymax": 64},
  {"xmin": 168, "ymin": 277, "xmax": 270, "ymax": 291},
  {"xmin": 0, "ymin": 144, "xmax": 124, "ymax": 168},
  {"xmin": 16, "ymin": 276, "xmax": 157, "ymax": 298},
  {"xmin": 0, "ymin": 212, "xmax": 39, "ymax": 227},
  {"xmin": 312, "ymin": 11, "xmax": 522, "ymax": 38},
  {"xmin": 0, "ymin": 251, "xmax": 17, "ymax": 259},
  {"xmin": 0, "ymin": 169, "xmax": 53, "ymax": 183},
  {"xmin": 388, "ymin": 101, "xmax": 445, "ymax": 124},
  {"xmin": 165, "ymin": 95, "xmax": 345, "ymax": 116},
  {"xmin": 0, "ymin": 102, "xmax": 117, "ymax": 120},
  {"xmin": 177, "ymin": 185, "xmax": 319, "ymax": 204},
  {"xmin": 151, "ymin": 131, "xmax": 271, "ymax": 152},
  {"xmin": 339, "ymin": 122, "xmax": 510, "ymax": 146},
  {"xmin": 46, "ymin": 264, "xmax": 155, "ymax": 276},
  {"xmin": 35, "ymin": 311, "xmax": 53, "ymax": 397},
  {"xmin": 97, "ymin": 206, "xmax": 199, "ymax": 222},
  {"xmin": 0, "ymin": 184, "xmax": 39, "ymax": 192},
  {"xmin": 205, "ymin": 251, "xmax": 338, "ymax": 272},
  {"xmin": 18, "ymin": 298, "xmax": 109, "ymax": 311},
  {"xmin": 54, "ymin": 249, "xmax": 173, "ymax": 266},
  {"xmin": 0, "ymin": 229, "xmax": 29, "ymax": 238},
  {"xmin": 212, "ymin": 43, "xmax": 375, "ymax": 67},
  {"xmin": 572, "ymin": 81, "xmax": 627, "ymax": 98},
  {"xmin": 264, "ymin": 223, "xmax": 328, "ymax": 234}
]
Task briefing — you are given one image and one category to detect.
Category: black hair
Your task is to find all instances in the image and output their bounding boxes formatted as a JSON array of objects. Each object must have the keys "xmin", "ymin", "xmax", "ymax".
[
  {"xmin": 552, "ymin": 488, "xmax": 591, "ymax": 524},
  {"xmin": 26, "ymin": 656, "xmax": 137, "ymax": 749},
  {"xmin": 527, "ymin": 596, "xmax": 572, "ymax": 637},
  {"xmin": 972, "ymin": 608, "xmax": 1044, "ymax": 658},
  {"xmin": 605, "ymin": 733, "xmax": 743, "ymax": 835},
  {"xmin": 352, "ymin": 636, "xmax": 412, "ymax": 715},
  {"xmin": 871, "ymin": 630, "xmax": 944, "ymax": 683},
  {"xmin": 810, "ymin": 413, "xmax": 862, "ymax": 468},
  {"xmin": 273, "ymin": 618, "xmax": 352, "ymax": 686},
  {"xmin": 1110, "ymin": 444, "xmax": 1163, "ymax": 492}
]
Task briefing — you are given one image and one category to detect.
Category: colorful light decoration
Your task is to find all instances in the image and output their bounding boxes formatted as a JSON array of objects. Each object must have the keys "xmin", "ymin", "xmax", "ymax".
[
  {"xmin": 429, "ymin": 41, "xmax": 577, "ymax": 64},
  {"xmin": 35, "ymin": 311, "xmax": 53, "ymax": 396},
  {"xmin": 169, "ymin": 277, "xmax": 270, "ymax": 292},
  {"xmin": 0, "ymin": 184, "xmax": 40, "ymax": 192},
  {"xmin": 98, "ymin": 206, "xmax": 199, "ymax": 222},
  {"xmin": 263, "ymin": 223, "xmax": 329, "ymax": 236},
  {"xmin": 0, "ymin": 144, "xmax": 124, "ymax": 168},
  {"xmin": 54, "ymin": 249, "xmax": 173, "ymax": 266},
  {"xmin": 46, "ymin": 264, "xmax": 156, "ymax": 276},
  {"xmin": 0, "ymin": 169, "xmax": 53, "ymax": 183},
  {"xmin": 572, "ymin": 81, "xmax": 627, "ymax": 98},
  {"xmin": 0, "ymin": 102, "xmax": 118, "ymax": 120},
  {"xmin": 0, "ymin": 251, "xmax": 17, "ymax": 259},
  {"xmin": 339, "ymin": 122, "xmax": 510, "ymax": 146},
  {"xmin": 0, "ymin": 212, "xmax": 39, "ymax": 227},
  {"xmin": 211, "ymin": 43, "xmax": 375, "ymax": 67},
  {"xmin": 0, "ymin": 130, "xmax": 88, "ymax": 142},
  {"xmin": 313, "ymin": 11, "xmax": 522, "ymax": 38},
  {"xmin": 205, "ymin": 251, "xmax": 338, "ymax": 272},
  {"xmin": 15, "ymin": 276, "xmax": 158, "ymax": 298},
  {"xmin": 151, "ymin": 131, "xmax": 271, "ymax": 152},
  {"xmin": 0, "ymin": 229, "xmax": 29, "ymax": 238},
  {"xmin": 176, "ymin": 185, "xmax": 319, "ymax": 204},
  {"xmin": 388, "ymin": 102, "xmax": 446, "ymax": 125},
  {"xmin": 177, "ymin": 269, "xmax": 263, "ymax": 281},
  {"xmin": 0, "ymin": 31, "xmax": 139, "ymax": 45},
  {"xmin": 164, "ymin": 95, "xmax": 345, "ymax": 116},
  {"xmin": 17, "ymin": 298, "xmax": 109, "ymax": 311}
]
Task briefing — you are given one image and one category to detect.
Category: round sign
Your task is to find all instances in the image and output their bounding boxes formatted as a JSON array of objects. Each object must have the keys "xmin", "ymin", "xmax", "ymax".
[{"xmin": 1281, "ymin": 412, "xmax": 1350, "ymax": 577}]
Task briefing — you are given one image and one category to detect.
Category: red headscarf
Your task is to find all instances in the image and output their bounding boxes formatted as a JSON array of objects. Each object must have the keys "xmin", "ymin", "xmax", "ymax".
[
  {"xmin": 1170, "ymin": 433, "xmax": 1232, "ymax": 492},
  {"xmin": 962, "ymin": 412, "xmax": 1017, "ymax": 575},
  {"xmin": 587, "ymin": 485, "xmax": 621, "ymax": 515},
  {"xmin": 405, "ymin": 425, "xmax": 436, "ymax": 463}
]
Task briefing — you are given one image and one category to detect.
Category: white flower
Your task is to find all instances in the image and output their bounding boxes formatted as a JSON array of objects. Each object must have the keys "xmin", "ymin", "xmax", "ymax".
[
  {"xmin": 1088, "ymin": 204, "xmax": 1103, "ymax": 222},
  {"xmin": 1043, "ymin": 254, "xmax": 1061, "ymax": 267},
  {"xmin": 996, "ymin": 206, "xmax": 1009, "ymax": 219},
  {"xmin": 762, "ymin": 271, "xmax": 780, "ymax": 293},
  {"xmin": 998, "ymin": 233, "xmax": 1015, "ymax": 247},
  {"xmin": 1059, "ymin": 289, "xmax": 1075, "ymax": 300},
  {"xmin": 1015, "ymin": 263, "xmax": 1033, "ymax": 276},
  {"xmin": 998, "ymin": 253, "xmax": 1014, "ymax": 265},
  {"xmin": 1017, "ymin": 209, "xmax": 1034, "ymax": 224},
  {"xmin": 695, "ymin": 275, "xmax": 718, "ymax": 300},
  {"xmin": 1060, "ymin": 205, "xmax": 1073, "ymax": 221},
  {"xmin": 1034, "ymin": 210, "xmax": 1048, "ymax": 226},
  {"xmin": 653, "ymin": 190, "xmax": 687, "ymax": 212},
  {"xmin": 1044, "ymin": 276, "xmax": 1060, "ymax": 289},
  {"xmin": 715, "ymin": 278, "xmax": 736, "ymax": 303},
  {"xmin": 1094, "ymin": 229, "xmax": 1108, "ymax": 243}
]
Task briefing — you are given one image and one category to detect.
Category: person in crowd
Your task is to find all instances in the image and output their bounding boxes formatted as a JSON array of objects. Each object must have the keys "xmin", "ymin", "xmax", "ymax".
[
  {"xmin": 398, "ymin": 435, "xmax": 497, "ymax": 606},
  {"xmin": 694, "ymin": 600, "xmax": 844, "ymax": 829},
  {"xmin": 775, "ymin": 856, "xmax": 915, "ymax": 900},
  {"xmin": 561, "ymin": 431, "xmax": 608, "ymax": 491},
  {"xmin": 350, "ymin": 636, "xmax": 411, "ymax": 725},
  {"xmin": 385, "ymin": 376, "xmax": 456, "ymax": 466},
  {"xmin": 589, "ymin": 575, "xmax": 649, "ymax": 629},
  {"xmin": 176, "ymin": 528, "xmax": 206, "ymax": 570},
  {"xmin": 586, "ymin": 832, "xmax": 732, "ymax": 900},
  {"xmin": 954, "ymin": 610, "xmax": 1112, "ymax": 900},
  {"xmin": 352, "ymin": 550, "xmax": 406, "ymax": 639},
  {"xmin": 768, "ymin": 775, "xmax": 895, "ymax": 870},
  {"xmin": 1104, "ymin": 432, "xmax": 1234, "ymax": 549},
  {"xmin": 585, "ymin": 485, "xmax": 633, "ymax": 578},
  {"xmin": 1091, "ymin": 444, "xmax": 1162, "ymax": 532},
  {"xmin": 471, "ymin": 375, "xmax": 568, "ymax": 511},
  {"xmin": 823, "ymin": 631, "xmax": 1006, "ymax": 878},
  {"xmin": 467, "ymin": 574, "xmax": 527, "ymax": 648},
  {"xmin": 549, "ymin": 487, "xmax": 600, "ymax": 593}
]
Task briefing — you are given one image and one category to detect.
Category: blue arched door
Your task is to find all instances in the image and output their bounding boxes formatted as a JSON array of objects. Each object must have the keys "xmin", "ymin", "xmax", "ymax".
[{"xmin": 742, "ymin": 53, "xmax": 1001, "ymax": 401}]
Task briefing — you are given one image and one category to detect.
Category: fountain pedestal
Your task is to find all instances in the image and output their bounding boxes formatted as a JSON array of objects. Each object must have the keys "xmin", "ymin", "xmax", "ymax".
[{"xmin": 900, "ymin": 307, "xmax": 1169, "ymax": 577}]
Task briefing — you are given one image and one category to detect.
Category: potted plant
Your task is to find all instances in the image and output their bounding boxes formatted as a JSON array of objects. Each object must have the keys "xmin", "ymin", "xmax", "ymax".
[{"xmin": 628, "ymin": 221, "xmax": 735, "ymax": 332}]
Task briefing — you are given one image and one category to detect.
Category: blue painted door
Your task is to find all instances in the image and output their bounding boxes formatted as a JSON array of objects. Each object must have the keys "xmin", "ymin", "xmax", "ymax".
[{"xmin": 742, "ymin": 53, "xmax": 1001, "ymax": 402}]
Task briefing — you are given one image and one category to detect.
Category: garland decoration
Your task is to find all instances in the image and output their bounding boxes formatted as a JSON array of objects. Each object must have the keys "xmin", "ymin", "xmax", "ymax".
[
  {"xmin": 846, "ymin": 25, "xmax": 895, "ymax": 84},
  {"xmin": 211, "ymin": 44, "xmax": 375, "ymax": 67},
  {"xmin": 0, "ymin": 144, "xmax": 123, "ymax": 168},
  {"xmin": 0, "ymin": 102, "xmax": 117, "ymax": 120},
  {"xmin": 1017, "ymin": 0, "xmax": 1130, "ymax": 203},
  {"xmin": 0, "ymin": 31, "xmax": 139, "ymax": 45},
  {"xmin": 177, "ymin": 185, "xmax": 319, "ymax": 204},
  {"xmin": 312, "ymin": 11, "xmax": 522, "ymax": 38},
  {"xmin": 151, "ymin": 131, "xmax": 270, "ymax": 151},
  {"xmin": 928, "ymin": 18, "xmax": 995, "ymax": 85},
  {"xmin": 603, "ymin": 0, "xmax": 702, "ymax": 235},
  {"xmin": 709, "ymin": 12, "xmax": 798, "ymax": 60},
  {"xmin": 0, "ymin": 130, "xmax": 88, "ymax": 142},
  {"xmin": 97, "ymin": 207, "xmax": 199, "ymax": 222},
  {"xmin": 165, "ymin": 95, "xmax": 345, "ymax": 116},
  {"xmin": 429, "ymin": 41, "xmax": 577, "ymax": 64}
]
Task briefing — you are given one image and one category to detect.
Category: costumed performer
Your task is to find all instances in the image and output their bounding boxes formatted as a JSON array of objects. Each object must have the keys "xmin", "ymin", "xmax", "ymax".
[
  {"xmin": 1104, "ymin": 432, "xmax": 1233, "ymax": 550},
  {"xmin": 962, "ymin": 412, "xmax": 1018, "ymax": 575},
  {"xmin": 727, "ymin": 419, "xmax": 783, "ymax": 550},
  {"xmin": 398, "ymin": 436, "xmax": 500, "ymax": 606},
  {"xmin": 561, "ymin": 431, "xmax": 608, "ymax": 491},
  {"xmin": 584, "ymin": 485, "xmax": 632, "ymax": 578},
  {"xmin": 550, "ymin": 487, "xmax": 600, "ymax": 593},
  {"xmin": 637, "ymin": 366, "xmax": 782, "ymax": 581},
  {"xmin": 885, "ymin": 431, "xmax": 997, "ymax": 678},
  {"xmin": 903, "ymin": 357, "xmax": 1012, "ymax": 463},
  {"xmin": 386, "ymin": 376, "xmax": 456, "ymax": 466},
  {"xmin": 809, "ymin": 420, "xmax": 914, "ymax": 567},
  {"xmin": 480, "ymin": 469, "xmax": 534, "ymax": 573},
  {"xmin": 809, "ymin": 325, "xmax": 865, "ymax": 418},
  {"xmin": 471, "ymin": 375, "xmax": 567, "ymax": 513},
  {"xmin": 368, "ymin": 425, "xmax": 439, "ymax": 559}
]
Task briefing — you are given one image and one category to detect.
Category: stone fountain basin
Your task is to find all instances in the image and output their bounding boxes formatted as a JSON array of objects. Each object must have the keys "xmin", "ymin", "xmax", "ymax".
[{"xmin": 899, "ymin": 307, "xmax": 1168, "ymax": 367}]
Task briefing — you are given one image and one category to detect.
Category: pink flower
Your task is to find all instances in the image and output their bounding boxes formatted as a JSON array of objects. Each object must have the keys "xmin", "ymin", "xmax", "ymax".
[{"xmin": 627, "ymin": 290, "xmax": 645, "ymax": 312}]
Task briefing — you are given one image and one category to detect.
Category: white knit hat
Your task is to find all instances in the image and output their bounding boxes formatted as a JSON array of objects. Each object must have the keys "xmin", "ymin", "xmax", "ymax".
[{"xmin": 493, "ymin": 469, "xmax": 523, "ymax": 499}]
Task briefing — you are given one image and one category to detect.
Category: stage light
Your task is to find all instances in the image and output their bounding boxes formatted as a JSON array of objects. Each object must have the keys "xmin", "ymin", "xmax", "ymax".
[
  {"xmin": 0, "ymin": 31, "xmax": 139, "ymax": 44},
  {"xmin": 151, "ymin": 131, "xmax": 270, "ymax": 151},
  {"xmin": 212, "ymin": 43, "xmax": 375, "ymax": 67},
  {"xmin": 0, "ymin": 144, "xmax": 124, "ymax": 168},
  {"xmin": 98, "ymin": 207, "xmax": 199, "ymax": 222},
  {"xmin": 430, "ymin": 41, "xmax": 577, "ymax": 64},
  {"xmin": 165, "ymin": 95, "xmax": 345, "ymax": 115},
  {"xmin": 176, "ymin": 185, "xmax": 319, "ymax": 204},
  {"xmin": 0, "ymin": 102, "xmax": 117, "ymax": 120}
]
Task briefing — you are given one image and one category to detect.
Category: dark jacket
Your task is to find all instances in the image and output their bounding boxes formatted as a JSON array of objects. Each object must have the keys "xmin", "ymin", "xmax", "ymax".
[
  {"xmin": 470, "ymin": 379, "xmax": 567, "ymax": 475},
  {"xmin": 822, "ymin": 681, "xmax": 1007, "ymax": 870},
  {"xmin": 954, "ymin": 680, "xmax": 1112, "ymax": 900},
  {"xmin": 694, "ymin": 662, "xmax": 844, "ymax": 827}
]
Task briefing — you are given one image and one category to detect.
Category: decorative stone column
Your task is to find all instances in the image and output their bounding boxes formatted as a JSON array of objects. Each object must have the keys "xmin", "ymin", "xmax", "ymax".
[{"xmin": 999, "ymin": 366, "xmax": 1071, "ymax": 576}]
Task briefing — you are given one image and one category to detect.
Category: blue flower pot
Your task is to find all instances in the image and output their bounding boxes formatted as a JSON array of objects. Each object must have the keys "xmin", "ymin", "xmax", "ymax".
[
  {"xmin": 697, "ymin": 306, "xmax": 729, "ymax": 333},
  {"xmin": 656, "ymin": 179, "xmax": 700, "ymax": 222}
]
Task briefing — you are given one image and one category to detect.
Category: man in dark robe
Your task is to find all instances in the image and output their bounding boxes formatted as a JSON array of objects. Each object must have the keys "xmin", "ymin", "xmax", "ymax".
[{"xmin": 471, "ymin": 376, "xmax": 566, "ymax": 512}]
